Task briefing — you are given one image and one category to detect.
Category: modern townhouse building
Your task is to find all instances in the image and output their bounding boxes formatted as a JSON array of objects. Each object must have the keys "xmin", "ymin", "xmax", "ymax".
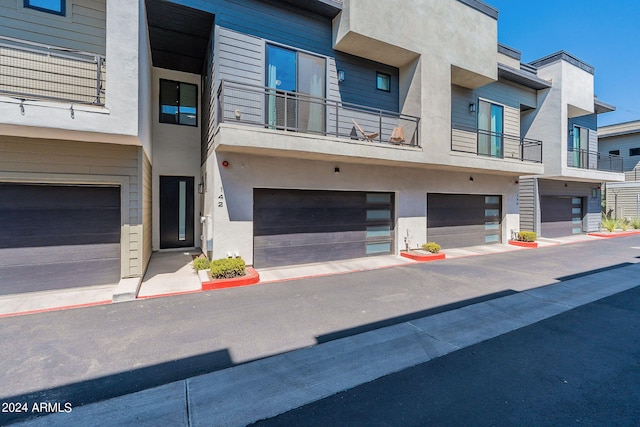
[
  {"xmin": 0, "ymin": 0, "xmax": 624, "ymax": 298},
  {"xmin": 516, "ymin": 52, "xmax": 624, "ymax": 238},
  {"xmin": 598, "ymin": 120, "xmax": 640, "ymax": 219}
]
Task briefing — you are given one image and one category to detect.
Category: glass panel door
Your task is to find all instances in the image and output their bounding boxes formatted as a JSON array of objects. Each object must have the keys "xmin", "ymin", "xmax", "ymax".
[
  {"xmin": 266, "ymin": 45, "xmax": 296, "ymax": 129},
  {"xmin": 477, "ymin": 100, "xmax": 504, "ymax": 158},
  {"xmin": 297, "ymin": 52, "xmax": 325, "ymax": 134}
]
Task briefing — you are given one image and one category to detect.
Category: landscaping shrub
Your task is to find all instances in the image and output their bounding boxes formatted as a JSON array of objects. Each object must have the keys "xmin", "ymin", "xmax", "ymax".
[
  {"xmin": 620, "ymin": 219, "xmax": 630, "ymax": 231},
  {"xmin": 193, "ymin": 256, "xmax": 210, "ymax": 271},
  {"xmin": 632, "ymin": 218, "xmax": 640, "ymax": 230},
  {"xmin": 601, "ymin": 216, "xmax": 619, "ymax": 232},
  {"xmin": 421, "ymin": 242, "xmax": 441, "ymax": 254},
  {"xmin": 209, "ymin": 257, "xmax": 246, "ymax": 279},
  {"xmin": 517, "ymin": 231, "xmax": 537, "ymax": 242}
]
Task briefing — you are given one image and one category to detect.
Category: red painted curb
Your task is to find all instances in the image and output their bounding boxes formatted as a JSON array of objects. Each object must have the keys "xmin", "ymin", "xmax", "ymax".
[
  {"xmin": 0, "ymin": 300, "xmax": 112, "ymax": 319},
  {"xmin": 400, "ymin": 251, "xmax": 446, "ymax": 262},
  {"xmin": 202, "ymin": 267, "xmax": 261, "ymax": 290},
  {"xmin": 588, "ymin": 231, "xmax": 640, "ymax": 238},
  {"xmin": 508, "ymin": 240, "xmax": 538, "ymax": 248}
]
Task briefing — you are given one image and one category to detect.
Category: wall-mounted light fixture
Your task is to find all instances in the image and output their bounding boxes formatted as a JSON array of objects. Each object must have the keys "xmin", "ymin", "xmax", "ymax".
[
  {"xmin": 334, "ymin": 167, "xmax": 340, "ymax": 174},
  {"xmin": 469, "ymin": 176, "xmax": 474, "ymax": 182},
  {"xmin": 198, "ymin": 183, "xmax": 204, "ymax": 194},
  {"xmin": 19, "ymin": 99, "xmax": 25, "ymax": 115},
  {"xmin": 222, "ymin": 160, "xmax": 229, "ymax": 168},
  {"xmin": 337, "ymin": 70, "xmax": 345, "ymax": 83},
  {"xmin": 469, "ymin": 103, "xmax": 476, "ymax": 113},
  {"xmin": 591, "ymin": 188, "xmax": 598, "ymax": 198},
  {"xmin": 234, "ymin": 109, "xmax": 241, "ymax": 120},
  {"xmin": 69, "ymin": 104, "xmax": 75, "ymax": 119}
]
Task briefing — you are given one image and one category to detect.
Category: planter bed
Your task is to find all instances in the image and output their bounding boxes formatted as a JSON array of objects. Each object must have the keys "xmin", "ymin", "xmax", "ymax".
[
  {"xmin": 508, "ymin": 240, "xmax": 538, "ymax": 248},
  {"xmin": 200, "ymin": 267, "xmax": 260, "ymax": 291},
  {"xmin": 588, "ymin": 230, "xmax": 640, "ymax": 238},
  {"xmin": 400, "ymin": 251, "xmax": 446, "ymax": 262}
]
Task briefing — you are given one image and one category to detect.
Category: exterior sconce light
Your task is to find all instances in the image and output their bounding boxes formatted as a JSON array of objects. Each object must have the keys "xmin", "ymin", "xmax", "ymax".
[
  {"xmin": 222, "ymin": 160, "xmax": 229, "ymax": 168},
  {"xmin": 198, "ymin": 183, "xmax": 204, "ymax": 194},
  {"xmin": 337, "ymin": 70, "xmax": 345, "ymax": 83},
  {"xmin": 469, "ymin": 176, "xmax": 474, "ymax": 182},
  {"xmin": 469, "ymin": 103, "xmax": 476, "ymax": 113},
  {"xmin": 334, "ymin": 167, "xmax": 340, "ymax": 174},
  {"xmin": 234, "ymin": 109, "xmax": 241, "ymax": 120},
  {"xmin": 591, "ymin": 188, "xmax": 598, "ymax": 198},
  {"xmin": 19, "ymin": 99, "xmax": 25, "ymax": 115}
]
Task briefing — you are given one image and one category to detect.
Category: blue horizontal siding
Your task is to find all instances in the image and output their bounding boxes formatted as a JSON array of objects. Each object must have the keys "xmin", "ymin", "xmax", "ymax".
[
  {"xmin": 569, "ymin": 114, "xmax": 597, "ymax": 131},
  {"xmin": 169, "ymin": 0, "xmax": 399, "ymax": 112}
]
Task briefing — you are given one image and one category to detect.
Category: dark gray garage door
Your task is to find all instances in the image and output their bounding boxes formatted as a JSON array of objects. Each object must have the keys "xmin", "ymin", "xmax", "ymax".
[
  {"xmin": 427, "ymin": 193, "xmax": 502, "ymax": 249},
  {"xmin": 253, "ymin": 189, "xmax": 394, "ymax": 268},
  {"xmin": 0, "ymin": 183, "xmax": 121, "ymax": 296},
  {"xmin": 541, "ymin": 196, "xmax": 583, "ymax": 238}
]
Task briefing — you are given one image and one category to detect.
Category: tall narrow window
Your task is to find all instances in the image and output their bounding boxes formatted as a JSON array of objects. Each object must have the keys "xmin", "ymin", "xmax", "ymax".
[
  {"xmin": 160, "ymin": 80, "xmax": 198, "ymax": 126},
  {"xmin": 570, "ymin": 125, "xmax": 589, "ymax": 168},
  {"xmin": 477, "ymin": 100, "xmax": 504, "ymax": 158},
  {"xmin": 24, "ymin": 0, "xmax": 65, "ymax": 15},
  {"xmin": 376, "ymin": 72, "xmax": 391, "ymax": 92},
  {"xmin": 178, "ymin": 180, "xmax": 186, "ymax": 241}
]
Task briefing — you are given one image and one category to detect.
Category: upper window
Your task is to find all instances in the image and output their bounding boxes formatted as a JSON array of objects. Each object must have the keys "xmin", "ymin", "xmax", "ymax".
[
  {"xmin": 609, "ymin": 150, "xmax": 620, "ymax": 156},
  {"xmin": 630, "ymin": 148, "xmax": 640, "ymax": 156},
  {"xmin": 376, "ymin": 72, "xmax": 390, "ymax": 92},
  {"xmin": 159, "ymin": 80, "xmax": 198, "ymax": 126},
  {"xmin": 24, "ymin": 0, "xmax": 65, "ymax": 15}
]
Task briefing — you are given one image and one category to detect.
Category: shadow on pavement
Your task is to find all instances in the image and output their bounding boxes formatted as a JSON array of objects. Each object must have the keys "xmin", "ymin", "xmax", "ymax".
[
  {"xmin": 0, "ymin": 349, "xmax": 232, "ymax": 425},
  {"xmin": 555, "ymin": 262, "xmax": 634, "ymax": 282}
]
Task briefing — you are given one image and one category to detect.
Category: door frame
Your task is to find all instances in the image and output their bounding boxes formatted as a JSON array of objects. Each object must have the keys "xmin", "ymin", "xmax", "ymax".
[{"xmin": 160, "ymin": 175, "xmax": 195, "ymax": 249}]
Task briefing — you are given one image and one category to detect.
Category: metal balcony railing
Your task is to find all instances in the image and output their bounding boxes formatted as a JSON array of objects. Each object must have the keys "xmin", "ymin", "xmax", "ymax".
[
  {"xmin": 567, "ymin": 148, "xmax": 623, "ymax": 173},
  {"xmin": 0, "ymin": 35, "xmax": 105, "ymax": 105},
  {"xmin": 451, "ymin": 124, "xmax": 543, "ymax": 163},
  {"xmin": 216, "ymin": 80, "xmax": 420, "ymax": 147}
]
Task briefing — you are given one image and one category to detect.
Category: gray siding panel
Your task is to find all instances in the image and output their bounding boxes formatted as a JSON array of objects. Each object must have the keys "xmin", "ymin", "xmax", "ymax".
[
  {"xmin": 0, "ymin": 0, "xmax": 106, "ymax": 54},
  {"xmin": 598, "ymin": 133, "xmax": 640, "ymax": 173},
  {"xmin": 518, "ymin": 177, "xmax": 536, "ymax": 232},
  {"xmin": 605, "ymin": 183, "xmax": 640, "ymax": 219},
  {"xmin": 179, "ymin": 0, "xmax": 399, "ymax": 112}
]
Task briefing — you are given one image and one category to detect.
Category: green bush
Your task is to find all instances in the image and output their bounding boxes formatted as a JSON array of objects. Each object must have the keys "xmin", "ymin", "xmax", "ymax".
[
  {"xmin": 209, "ymin": 257, "xmax": 246, "ymax": 279},
  {"xmin": 632, "ymin": 218, "xmax": 640, "ymax": 230},
  {"xmin": 193, "ymin": 256, "xmax": 210, "ymax": 271},
  {"xmin": 517, "ymin": 231, "xmax": 537, "ymax": 242},
  {"xmin": 421, "ymin": 242, "xmax": 441, "ymax": 254},
  {"xmin": 602, "ymin": 216, "xmax": 619, "ymax": 232},
  {"xmin": 620, "ymin": 219, "xmax": 630, "ymax": 231}
]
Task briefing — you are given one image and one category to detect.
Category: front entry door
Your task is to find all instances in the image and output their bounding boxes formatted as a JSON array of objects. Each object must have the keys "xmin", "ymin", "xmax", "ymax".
[{"xmin": 160, "ymin": 176, "xmax": 194, "ymax": 249}]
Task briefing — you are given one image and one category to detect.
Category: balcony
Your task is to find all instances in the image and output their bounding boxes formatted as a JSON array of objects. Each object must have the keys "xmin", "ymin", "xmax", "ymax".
[
  {"xmin": 567, "ymin": 149, "xmax": 623, "ymax": 173},
  {"xmin": 451, "ymin": 124, "xmax": 543, "ymax": 163},
  {"xmin": 216, "ymin": 80, "xmax": 420, "ymax": 147},
  {"xmin": 0, "ymin": 36, "xmax": 105, "ymax": 105}
]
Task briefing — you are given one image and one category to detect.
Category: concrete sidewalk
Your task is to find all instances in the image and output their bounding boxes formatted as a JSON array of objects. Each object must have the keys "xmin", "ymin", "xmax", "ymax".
[{"xmin": 18, "ymin": 259, "xmax": 640, "ymax": 426}]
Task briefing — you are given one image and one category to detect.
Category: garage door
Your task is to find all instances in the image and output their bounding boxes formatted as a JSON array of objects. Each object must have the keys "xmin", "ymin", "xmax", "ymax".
[
  {"xmin": 0, "ymin": 184, "xmax": 121, "ymax": 296},
  {"xmin": 253, "ymin": 189, "xmax": 394, "ymax": 268},
  {"xmin": 427, "ymin": 193, "xmax": 502, "ymax": 249},
  {"xmin": 541, "ymin": 196, "xmax": 583, "ymax": 238}
]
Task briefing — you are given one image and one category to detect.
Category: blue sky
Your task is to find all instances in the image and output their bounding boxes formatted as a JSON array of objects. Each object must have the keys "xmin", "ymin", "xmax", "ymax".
[{"xmin": 487, "ymin": 0, "xmax": 639, "ymax": 126}]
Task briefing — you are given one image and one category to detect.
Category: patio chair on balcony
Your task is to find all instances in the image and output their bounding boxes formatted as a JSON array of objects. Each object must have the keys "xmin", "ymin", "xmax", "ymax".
[
  {"xmin": 352, "ymin": 119, "xmax": 379, "ymax": 142},
  {"xmin": 389, "ymin": 127, "xmax": 405, "ymax": 144}
]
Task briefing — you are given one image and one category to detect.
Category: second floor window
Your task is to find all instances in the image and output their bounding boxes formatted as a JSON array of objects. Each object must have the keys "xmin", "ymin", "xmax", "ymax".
[
  {"xmin": 24, "ymin": 0, "xmax": 65, "ymax": 15},
  {"xmin": 265, "ymin": 44, "xmax": 326, "ymax": 134},
  {"xmin": 569, "ymin": 125, "xmax": 589, "ymax": 168},
  {"xmin": 477, "ymin": 100, "xmax": 504, "ymax": 158},
  {"xmin": 159, "ymin": 80, "xmax": 197, "ymax": 127},
  {"xmin": 630, "ymin": 148, "xmax": 640, "ymax": 156},
  {"xmin": 609, "ymin": 150, "xmax": 620, "ymax": 156}
]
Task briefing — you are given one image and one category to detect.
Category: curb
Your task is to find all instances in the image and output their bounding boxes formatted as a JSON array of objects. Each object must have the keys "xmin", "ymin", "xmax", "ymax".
[
  {"xmin": 201, "ymin": 268, "xmax": 261, "ymax": 291},
  {"xmin": 508, "ymin": 240, "xmax": 538, "ymax": 248},
  {"xmin": 400, "ymin": 251, "xmax": 446, "ymax": 262}
]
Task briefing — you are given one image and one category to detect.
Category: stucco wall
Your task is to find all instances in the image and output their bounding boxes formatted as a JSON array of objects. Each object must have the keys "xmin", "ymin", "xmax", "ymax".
[{"xmin": 204, "ymin": 151, "xmax": 519, "ymax": 264}]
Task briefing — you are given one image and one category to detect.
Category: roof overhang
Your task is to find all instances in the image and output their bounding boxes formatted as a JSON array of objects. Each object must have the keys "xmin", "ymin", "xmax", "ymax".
[
  {"xmin": 594, "ymin": 99, "xmax": 616, "ymax": 114},
  {"xmin": 497, "ymin": 63, "xmax": 551, "ymax": 90},
  {"xmin": 145, "ymin": 0, "xmax": 215, "ymax": 74},
  {"xmin": 271, "ymin": 0, "xmax": 342, "ymax": 18}
]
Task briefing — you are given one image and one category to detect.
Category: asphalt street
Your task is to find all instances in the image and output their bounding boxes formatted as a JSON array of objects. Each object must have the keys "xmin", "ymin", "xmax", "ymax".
[
  {"xmin": 254, "ymin": 283, "xmax": 640, "ymax": 427},
  {"xmin": 1, "ymin": 236, "xmax": 639, "ymax": 425}
]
